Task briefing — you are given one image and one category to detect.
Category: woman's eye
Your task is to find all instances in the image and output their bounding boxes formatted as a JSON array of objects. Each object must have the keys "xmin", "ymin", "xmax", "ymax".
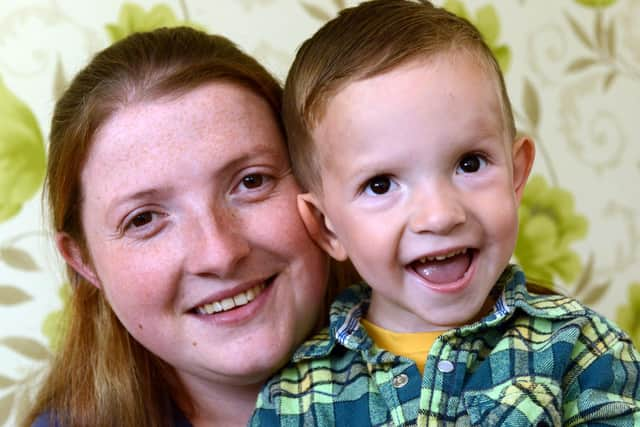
[
  {"xmin": 241, "ymin": 173, "xmax": 265, "ymax": 189},
  {"xmin": 365, "ymin": 175, "xmax": 394, "ymax": 195},
  {"xmin": 121, "ymin": 210, "xmax": 166, "ymax": 238},
  {"xmin": 129, "ymin": 212, "xmax": 153, "ymax": 228},
  {"xmin": 232, "ymin": 171, "xmax": 276, "ymax": 199},
  {"xmin": 456, "ymin": 154, "xmax": 487, "ymax": 174}
]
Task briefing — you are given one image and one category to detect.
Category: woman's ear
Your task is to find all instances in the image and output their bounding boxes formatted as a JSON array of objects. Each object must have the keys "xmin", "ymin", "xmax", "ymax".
[
  {"xmin": 297, "ymin": 193, "xmax": 348, "ymax": 261},
  {"xmin": 55, "ymin": 232, "xmax": 100, "ymax": 289},
  {"xmin": 511, "ymin": 136, "xmax": 536, "ymax": 203}
]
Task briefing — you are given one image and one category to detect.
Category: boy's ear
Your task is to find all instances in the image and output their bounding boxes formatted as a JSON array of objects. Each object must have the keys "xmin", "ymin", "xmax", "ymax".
[
  {"xmin": 297, "ymin": 193, "xmax": 348, "ymax": 261},
  {"xmin": 55, "ymin": 232, "xmax": 101, "ymax": 289},
  {"xmin": 511, "ymin": 136, "xmax": 536, "ymax": 203}
]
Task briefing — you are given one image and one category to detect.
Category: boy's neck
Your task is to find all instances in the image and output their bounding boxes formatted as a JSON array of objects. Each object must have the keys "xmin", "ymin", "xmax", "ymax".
[{"xmin": 365, "ymin": 290, "xmax": 497, "ymax": 333}]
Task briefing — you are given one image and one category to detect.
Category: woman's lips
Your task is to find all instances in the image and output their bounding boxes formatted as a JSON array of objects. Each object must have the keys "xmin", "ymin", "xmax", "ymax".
[{"xmin": 192, "ymin": 275, "xmax": 276, "ymax": 315}]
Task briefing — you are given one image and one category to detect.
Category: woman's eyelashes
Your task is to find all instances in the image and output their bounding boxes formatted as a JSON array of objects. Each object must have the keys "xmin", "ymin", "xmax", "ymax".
[
  {"xmin": 456, "ymin": 153, "xmax": 488, "ymax": 174},
  {"xmin": 122, "ymin": 210, "xmax": 166, "ymax": 237},
  {"xmin": 232, "ymin": 171, "xmax": 277, "ymax": 199}
]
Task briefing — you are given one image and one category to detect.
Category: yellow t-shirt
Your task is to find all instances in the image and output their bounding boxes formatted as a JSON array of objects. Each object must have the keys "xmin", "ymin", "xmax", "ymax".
[{"xmin": 360, "ymin": 318, "xmax": 443, "ymax": 374}]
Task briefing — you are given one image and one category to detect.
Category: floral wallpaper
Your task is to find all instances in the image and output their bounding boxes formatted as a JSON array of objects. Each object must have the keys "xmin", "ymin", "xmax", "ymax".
[{"xmin": 0, "ymin": 0, "xmax": 638, "ymax": 424}]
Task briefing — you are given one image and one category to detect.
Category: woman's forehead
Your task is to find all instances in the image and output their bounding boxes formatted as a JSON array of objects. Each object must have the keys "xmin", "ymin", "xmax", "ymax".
[
  {"xmin": 80, "ymin": 82, "xmax": 286, "ymax": 197},
  {"xmin": 92, "ymin": 83, "xmax": 279, "ymax": 155}
]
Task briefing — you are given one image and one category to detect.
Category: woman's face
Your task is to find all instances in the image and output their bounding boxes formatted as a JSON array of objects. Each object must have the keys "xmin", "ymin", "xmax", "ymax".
[{"xmin": 69, "ymin": 82, "xmax": 327, "ymax": 388}]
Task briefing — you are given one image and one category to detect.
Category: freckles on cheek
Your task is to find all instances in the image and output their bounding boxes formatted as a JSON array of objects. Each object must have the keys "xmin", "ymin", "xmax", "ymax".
[{"xmin": 264, "ymin": 205, "xmax": 307, "ymax": 243}]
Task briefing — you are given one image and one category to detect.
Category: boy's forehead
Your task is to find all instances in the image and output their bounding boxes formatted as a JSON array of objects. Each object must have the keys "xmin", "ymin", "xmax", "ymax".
[
  {"xmin": 313, "ymin": 52, "xmax": 505, "ymax": 129},
  {"xmin": 311, "ymin": 49, "xmax": 503, "ymax": 124}
]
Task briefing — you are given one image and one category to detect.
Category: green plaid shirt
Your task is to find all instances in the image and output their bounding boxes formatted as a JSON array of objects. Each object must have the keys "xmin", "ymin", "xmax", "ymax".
[{"xmin": 251, "ymin": 265, "xmax": 640, "ymax": 426}]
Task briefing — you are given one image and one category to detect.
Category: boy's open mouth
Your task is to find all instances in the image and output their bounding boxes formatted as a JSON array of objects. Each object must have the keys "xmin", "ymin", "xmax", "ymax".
[
  {"xmin": 193, "ymin": 275, "xmax": 276, "ymax": 315},
  {"xmin": 409, "ymin": 248, "xmax": 473, "ymax": 284}
]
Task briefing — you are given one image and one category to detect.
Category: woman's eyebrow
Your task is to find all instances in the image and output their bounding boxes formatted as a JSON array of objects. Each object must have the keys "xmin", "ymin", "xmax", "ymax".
[
  {"xmin": 106, "ymin": 189, "xmax": 163, "ymax": 218},
  {"xmin": 216, "ymin": 145, "xmax": 282, "ymax": 172}
]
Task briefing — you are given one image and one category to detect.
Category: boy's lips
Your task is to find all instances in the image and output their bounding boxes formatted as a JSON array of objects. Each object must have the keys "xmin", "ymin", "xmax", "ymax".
[{"xmin": 408, "ymin": 248, "xmax": 474, "ymax": 285}]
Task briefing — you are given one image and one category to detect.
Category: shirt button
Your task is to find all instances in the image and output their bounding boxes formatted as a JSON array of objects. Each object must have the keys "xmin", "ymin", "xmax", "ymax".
[
  {"xmin": 392, "ymin": 373, "xmax": 409, "ymax": 388},
  {"xmin": 437, "ymin": 360, "xmax": 455, "ymax": 373}
]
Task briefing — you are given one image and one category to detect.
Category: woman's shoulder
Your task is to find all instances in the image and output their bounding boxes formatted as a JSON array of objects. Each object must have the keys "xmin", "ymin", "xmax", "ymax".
[
  {"xmin": 30, "ymin": 410, "xmax": 192, "ymax": 427},
  {"xmin": 31, "ymin": 412, "xmax": 60, "ymax": 427},
  {"xmin": 29, "ymin": 403, "xmax": 192, "ymax": 427}
]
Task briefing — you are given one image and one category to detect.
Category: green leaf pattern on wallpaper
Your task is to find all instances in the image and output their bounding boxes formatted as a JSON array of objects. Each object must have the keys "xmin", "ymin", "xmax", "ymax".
[
  {"xmin": 514, "ymin": 175, "xmax": 588, "ymax": 285},
  {"xmin": 565, "ymin": 0, "xmax": 640, "ymax": 92},
  {"xmin": 442, "ymin": 0, "xmax": 511, "ymax": 72},
  {"xmin": 575, "ymin": 0, "xmax": 618, "ymax": 8},
  {"xmin": 41, "ymin": 284, "xmax": 71, "ymax": 352},
  {"xmin": 106, "ymin": 2, "xmax": 204, "ymax": 43},
  {"xmin": 617, "ymin": 282, "xmax": 640, "ymax": 348},
  {"xmin": 0, "ymin": 77, "xmax": 45, "ymax": 223}
]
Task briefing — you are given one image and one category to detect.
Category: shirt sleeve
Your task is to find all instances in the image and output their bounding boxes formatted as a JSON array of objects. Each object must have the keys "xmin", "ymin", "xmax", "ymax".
[{"xmin": 562, "ymin": 317, "xmax": 640, "ymax": 425}]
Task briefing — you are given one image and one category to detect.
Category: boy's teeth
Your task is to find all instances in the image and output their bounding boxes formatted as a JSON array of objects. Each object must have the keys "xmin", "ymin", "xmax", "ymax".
[
  {"xmin": 196, "ymin": 283, "xmax": 265, "ymax": 315},
  {"xmin": 418, "ymin": 248, "xmax": 467, "ymax": 264}
]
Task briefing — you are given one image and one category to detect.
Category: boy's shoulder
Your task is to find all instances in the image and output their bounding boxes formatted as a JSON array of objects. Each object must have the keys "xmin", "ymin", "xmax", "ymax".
[
  {"xmin": 503, "ymin": 267, "xmax": 621, "ymax": 326},
  {"xmin": 495, "ymin": 265, "xmax": 627, "ymax": 332},
  {"xmin": 491, "ymin": 266, "xmax": 635, "ymax": 367},
  {"xmin": 252, "ymin": 324, "xmax": 374, "ymax": 426},
  {"xmin": 252, "ymin": 282, "xmax": 380, "ymax": 424}
]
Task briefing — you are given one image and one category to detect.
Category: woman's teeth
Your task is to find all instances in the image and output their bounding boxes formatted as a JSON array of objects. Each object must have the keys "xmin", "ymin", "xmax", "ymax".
[
  {"xmin": 196, "ymin": 283, "xmax": 265, "ymax": 315},
  {"xmin": 418, "ymin": 248, "xmax": 467, "ymax": 263}
]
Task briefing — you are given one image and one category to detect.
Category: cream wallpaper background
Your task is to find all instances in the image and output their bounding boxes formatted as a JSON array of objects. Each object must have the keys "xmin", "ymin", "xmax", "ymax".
[{"xmin": 0, "ymin": 0, "xmax": 639, "ymax": 424}]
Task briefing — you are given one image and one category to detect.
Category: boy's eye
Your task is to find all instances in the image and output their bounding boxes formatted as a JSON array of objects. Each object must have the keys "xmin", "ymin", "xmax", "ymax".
[
  {"xmin": 456, "ymin": 154, "xmax": 487, "ymax": 174},
  {"xmin": 365, "ymin": 175, "xmax": 393, "ymax": 195},
  {"xmin": 241, "ymin": 173, "xmax": 265, "ymax": 189}
]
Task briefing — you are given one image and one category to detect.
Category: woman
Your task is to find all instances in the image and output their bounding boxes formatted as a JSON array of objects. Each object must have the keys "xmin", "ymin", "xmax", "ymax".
[{"xmin": 25, "ymin": 27, "xmax": 351, "ymax": 426}]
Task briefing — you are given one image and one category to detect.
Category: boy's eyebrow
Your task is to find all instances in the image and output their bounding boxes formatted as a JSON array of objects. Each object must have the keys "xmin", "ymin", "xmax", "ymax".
[{"xmin": 337, "ymin": 155, "xmax": 400, "ymax": 182}]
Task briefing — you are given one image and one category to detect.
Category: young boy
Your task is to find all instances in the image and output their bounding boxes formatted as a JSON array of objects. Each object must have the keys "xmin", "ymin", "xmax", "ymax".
[{"xmin": 251, "ymin": 1, "xmax": 640, "ymax": 425}]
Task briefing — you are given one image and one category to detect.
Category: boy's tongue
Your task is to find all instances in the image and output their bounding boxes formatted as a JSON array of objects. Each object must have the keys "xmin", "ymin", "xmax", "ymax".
[{"xmin": 412, "ymin": 252, "xmax": 471, "ymax": 284}]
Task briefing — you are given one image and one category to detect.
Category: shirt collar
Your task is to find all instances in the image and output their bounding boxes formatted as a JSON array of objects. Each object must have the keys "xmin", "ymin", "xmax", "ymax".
[{"xmin": 292, "ymin": 264, "xmax": 587, "ymax": 362}]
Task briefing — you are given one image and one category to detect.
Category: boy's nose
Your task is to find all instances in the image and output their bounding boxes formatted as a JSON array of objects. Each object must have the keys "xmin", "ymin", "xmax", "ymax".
[
  {"xmin": 408, "ymin": 186, "xmax": 466, "ymax": 235},
  {"xmin": 186, "ymin": 209, "xmax": 251, "ymax": 278}
]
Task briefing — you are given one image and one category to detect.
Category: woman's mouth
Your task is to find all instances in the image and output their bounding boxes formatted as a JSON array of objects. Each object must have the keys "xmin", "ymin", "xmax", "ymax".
[
  {"xmin": 409, "ymin": 248, "xmax": 474, "ymax": 284},
  {"xmin": 194, "ymin": 276, "xmax": 275, "ymax": 315}
]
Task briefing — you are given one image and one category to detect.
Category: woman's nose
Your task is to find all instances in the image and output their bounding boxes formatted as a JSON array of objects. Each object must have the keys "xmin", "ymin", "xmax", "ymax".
[
  {"xmin": 186, "ymin": 209, "xmax": 251, "ymax": 278},
  {"xmin": 408, "ymin": 185, "xmax": 466, "ymax": 235}
]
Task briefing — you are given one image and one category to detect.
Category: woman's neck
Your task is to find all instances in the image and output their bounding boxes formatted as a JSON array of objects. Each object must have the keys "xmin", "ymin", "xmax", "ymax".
[{"xmin": 178, "ymin": 376, "xmax": 263, "ymax": 427}]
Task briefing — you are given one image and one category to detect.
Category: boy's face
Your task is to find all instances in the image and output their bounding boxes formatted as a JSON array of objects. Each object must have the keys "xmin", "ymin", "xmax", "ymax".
[{"xmin": 301, "ymin": 55, "xmax": 534, "ymax": 332}]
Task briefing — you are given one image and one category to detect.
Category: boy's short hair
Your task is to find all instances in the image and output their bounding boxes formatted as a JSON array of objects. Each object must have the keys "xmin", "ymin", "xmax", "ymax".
[{"xmin": 283, "ymin": 0, "xmax": 516, "ymax": 193}]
